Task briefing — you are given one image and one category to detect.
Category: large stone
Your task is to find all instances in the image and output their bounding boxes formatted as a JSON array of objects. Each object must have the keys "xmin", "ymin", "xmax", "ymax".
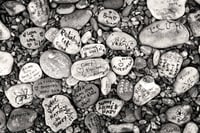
[
  {"xmin": 139, "ymin": 20, "xmax": 189, "ymax": 48},
  {"xmin": 80, "ymin": 44, "xmax": 106, "ymax": 58},
  {"xmin": 7, "ymin": 108, "xmax": 37, "ymax": 132},
  {"xmin": 3, "ymin": 1, "xmax": 25, "ymax": 16},
  {"xmin": 183, "ymin": 122, "xmax": 199, "ymax": 133},
  {"xmin": 85, "ymin": 112, "xmax": 102, "ymax": 133},
  {"xmin": 103, "ymin": 0, "xmax": 124, "ymax": 9},
  {"xmin": 40, "ymin": 50, "xmax": 72, "ymax": 79},
  {"xmin": 117, "ymin": 79, "xmax": 133, "ymax": 101},
  {"xmin": 28, "ymin": 0, "xmax": 49, "ymax": 27},
  {"xmin": 147, "ymin": 0, "xmax": 187, "ymax": 20},
  {"xmin": 42, "ymin": 95, "xmax": 77, "ymax": 132},
  {"xmin": 60, "ymin": 10, "xmax": 92, "ymax": 30},
  {"xmin": 0, "ymin": 51, "xmax": 14, "ymax": 76},
  {"xmin": 71, "ymin": 58, "xmax": 110, "ymax": 81},
  {"xmin": 0, "ymin": 21, "xmax": 11, "ymax": 40},
  {"xmin": 160, "ymin": 123, "xmax": 181, "ymax": 133},
  {"xmin": 188, "ymin": 11, "xmax": 200, "ymax": 37}
]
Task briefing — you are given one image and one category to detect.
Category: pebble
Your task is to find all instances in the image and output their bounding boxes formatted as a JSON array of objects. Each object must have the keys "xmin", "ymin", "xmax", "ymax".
[
  {"xmin": 98, "ymin": 9, "xmax": 120, "ymax": 27},
  {"xmin": 122, "ymin": 4, "xmax": 133, "ymax": 17},
  {"xmin": 0, "ymin": 21, "xmax": 11, "ymax": 40},
  {"xmin": 53, "ymin": 0, "xmax": 80, "ymax": 3},
  {"xmin": 158, "ymin": 51, "xmax": 183, "ymax": 78},
  {"xmin": 147, "ymin": 0, "xmax": 187, "ymax": 20},
  {"xmin": 140, "ymin": 46, "xmax": 152, "ymax": 56},
  {"xmin": 166, "ymin": 105, "xmax": 192, "ymax": 125},
  {"xmin": 195, "ymin": 0, "xmax": 200, "ymax": 4},
  {"xmin": 42, "ymin": 95, "xmax": 77, "ymax": 132},
  {"xmin": 40, "ymin": 50, "xmax": 71, "ymax": 79},
  {"xmin": 84, "ymin": 112, "xmax": 102, "ymax": 133},
  {"xmin": 3, "ymin": 1, "xmax": 25, "ymax": 16},
  {"xmin": 133, "ymin": 76, "xmax": 161, "ymax": 106},
  {"xmin": 117, "ymin": 79, "xmax": 133, "ymax": 101},
  {"xmin": 174, "ymin": 67, "xmax": 199, "ymax": 95},
  {"xmin": 19, "ymin": 62, "xmax": 42, "ymax": 83},
  {"xmin": 111, "ymin": 56, "xmax": 134, "ymax": 76},
  {"xmin": 7, "ymin": 108, "xmax": 37, "ymax": 132},
  {"xmin": 81, "ymin": 31, "xmax": 92, "ymax": 44},
  {"xmin": 106, "ymin": 32, "xmax": 137, "ymax": 51},
  {"xmin": 45, "ymin": 27, "xmax": 59, "ymax": 42},
  {"xmin": 108, "ymin": 123, "xmax": 135, "ymax": 133},
  {"xmin": 53, "ymin": 28, "xmax": 81, "ymax": 54},
  {"xmin": 72, "ymin": 84, "xmax": 99, "ymax": 108},
  {"xmin": 139, "ymin": 20, "xmax": 189, "ymax": 48},
  {"xmin": 134, "ymin": 57, "xmax": 147, "ymax": 69},
  {"xmin": 188, "ymin": 11, "xmax": 200, "ymax": 37},
  {"xmin": 96, "ymin": 98, "xmax": 124, "ymax": 117},
  {"xmin": 60, "ymin": 9, "xmax": 92, "ymax": 30},
  {"xmin": 33, "ymin": 78, "xmax": 61, "ymax": 98},
  {"xmin": 0, "ymin": 51, "xmax": 14, "ymax": 76},
  {"xmin": 153, "ymin": 50, "xmax": 160, "ymax": 66},
  {"xmin": 183, "ymin": 122, "xmax": 199, "ymax": 133},
  {"xmin": 80, "ymin": 44, "xmax": 106, "ymax": 58},
  {"xmin": 76, "ymin": 0, "xmax": 89, "ymax": 9},
  {"xmin": 106, "ymin": 71, "xmax": 117, "ymax": 84},
  {"xmin": 0, "ymin": 110, "xmax": 6, "ymax": 129},
  {"xmin": 101, "ymin": 76, "xmax": 112, "ymax": 95},
  {"xmin": 160, "ymin": 123, "xmax": 181, "ymax": 133},
  {"xmin": 56, "ymin": 4, "xmax": 75, "ymax": 14},
  {"xmin": 71, "ymin": 58, "xmax": 110, "ymax": 81},
  {"xmin": 5, "ymin": 84, "xmax": 33, "ymax": 108},
  {"xmin": 66, "ymin": 76, "xmax": 79, "ymax": 86},
  {"xmin": 103, "ymin": 0, "xmax": 124, "ymax": 9},
  {"xmin": 28, "ymin": 0, "xmax": 49, "ymax": 27},
  {"xmin": 19, "ymin": 27, "xmax": 45, "ymax": 49}
]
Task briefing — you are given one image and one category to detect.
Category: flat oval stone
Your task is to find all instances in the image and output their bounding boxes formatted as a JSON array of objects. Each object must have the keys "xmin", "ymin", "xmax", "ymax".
[
  {"xmin": 147, "ymin": 0, "xmax": 187, "ymax": 20},
  {"xmin": 108, "ymin": 123, "xmax": 134, "ymax": 133},
  {"xmin": 101, "ymin": 76, "xmax": 112, "ymax": 95},
  {"xmin": 0, "ymin": 110, "xmax": 6, "ymax": 129},
  {"xmin": 85, "ymin": 112, "xmax": 102, "ymax": 133},
  {"xmin": 20, "ymin": 27, "xmax": 45, "ymax": 49},
  {"xmin": 160, "ymin": 123, "xmax": 181, "ymax": 133},
  {"xmin": 106, "ymin": 32, "xmax": 137, "ymax": 51},
  {"xmin": 60, "ymin": 9, "xmax": 92, "ymax": 30},
  {"xmin": 139, "ymin": 20, "xmax": 189, "ymax": 48},
  {"xmin": 188, "ymin": 11, "xmax": 200, "ymax": 37},
  {"xmin": 33, "ymin": 78, "xmax": 61, "ymax": 98},
  {"xmin": 0, "ymin": 51, "xmax": 14, "ymax": 76},
  {"xmin": 96, "ymin": 98, "xmax": 124, "ymax": 117},
  {"xmin": 158, "ymin": 51, "xmax": 183, "ymax": 78},
  {"xmin": 183, "ymin": 122, "xmax": 199, "ymax": 133},
  {"xmin": 98, "ymin": 9, "xmax": 120, "ymax": 27},
  {"xmin": 3, "ymin": 1, "xmax": 25, "ymax": 16},
  {"xmin": 53, "ymin": 0, "xmax": 80, "ymax": 3},
  {"xmin": 71, "ymin": 58, "xmax": 110, "ymax": 81},
  {"xmin": 103, "ymin": 0, "xmax": 124, "ymax": 9},
  {"xmin": 40, "ymin": 50, "xmax": 72, "ymax": 79},
  {"xmin": 76, "ymin": 0, "xmax": 89, "ymax": 9},
  {"xmin": 56, "ymin": 4, "xmax": 75, "ymax": 15},
  {"xmin": 53, "ymin": 28, "xmax": 81, "ymax": 54},
  {"xmin": 45, "ymin": 27, "xmax": 59, "ymax": 42},
  {"xmin": 111, "ymin": 56, "xmax": 134, "ymax": 76},
  {"xmin": 5, "ymin": 84, "xmax": 33, "ymax": 108},
  {"xmin": 133, "ymin": 76, "xmax": 161, "ymax": 106},
  {"xmin": 174, "ymin": 67, "xmax": 199, "ymax": 95},
  {"xmin": 7, "ymin": 108, "xmax": 37, "ymax": 132},
  {"xmin": 0, "ymin": 21, "xmax": 11, "ymax": 40},
  {"xmin": 166, "ymin": 105, "xmax": 192, "ymax": 125},
  {"xmin": 80, "ymin": 44, "xmax": 106, "ymax": 58},
  {"xmin": 81, "ymin": 31, "xmax": 92, "ymax": 44},
  {"xmin": 28, "ymin": 0, "xmax": 49, "ymax": 27},
  {"xmin": 19, "ymin": 62, "xmax": 42, "ymax": 83},
  {"xmin": 117, "ymin": 79, "xmax": 133, "ymax": 101},
  {"xmin": 42, "ymin": 95, "xmax": 77, "ymax": 132},
  {"xmin": 72, "ymin": 84, "xmax": 99, "ymax": 108}
]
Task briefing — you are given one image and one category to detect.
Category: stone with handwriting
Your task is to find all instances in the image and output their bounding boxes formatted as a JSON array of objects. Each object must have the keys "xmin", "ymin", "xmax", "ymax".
[
  {"xmin": 40, "ymin": 50, "xmax": 72, "ymax": 79},
  {"xmin": 7, "ymin": 108, "xmax": 37, "ymax": 132},
  {"xmin": 117, "ymin": 79, "xmax": 133, "ymax": 101},
  {"xmin": 147, "ymin": 0, "xmax": 187, "ymax": 20},
  {"xmin": 139, "ymin": 20, "xmax": 189, "ymax": 48},
  {"xmin": 158, "ymin": 51, "xmax": 183, "ymax": 78},
  {"xmin": 111, "ymin": 56, "xmax": 134, "ymax": 76},
  {"xmin": 33, "ymin": 78, "xmax": 61, "ymax": 98},
  {"xmin": 133, "ymin": 76, "xmax": 161, "ymax": 106},
  {"xmin": 106, "ymin": 32, "xmax": 137, "ymax": 51},
  {"xmin": 19, "ymin": 62, "xmax": 42, "ymax": 83},
  {"xmin": 72, "ymin": 84, "xmax": 99, "ymax": 108},
  {"xmin": 183, "ymin": 122, "xmax": 199, "ymax": 133},
  {"xmin": 28, "ymin": 0, "xmax": 49, "ymax": 27},
  {"xmin": 71, "ymin": 58, "xmax": 110, "ymax": 81},
  {"xmin": 80, "ymin": 44, "xmax": 106, "ymax": 58},
  {"xmin": 174, "ymin": 67, "xmax": 199, "ymax": 95},
  {"xmin": 45, "ymin": 27, "xmax": 59, "ymax": 42},
  {"xmin": 42, "ymin": 95, "xmax": 77, "ymax": 132},
  {"xmin": 53, "ymin": 28, "xmax": 81, "ymax": 54},
  {"xmin": 160, "ymin": 123, "xmax": 181, "ymax": 133},
  {"xmin": 0, "ymin": 51, "xmax": 14, "ymax": 76},
  {"xmin": 20, "ymin": 27, "xmax": 45, "ymax": 49},
  {"xmin": 5, "ymin": 84, "xmax": 33, "ymax": 108},
  {"xmin": 85, "ymin": 112, "xmax": 102, "ymax": 133},
  {"xmin": 98, "ymin": 9, "xmax": 120, "ymax": 27},
  {"xmin": 96, "ymin": 98, "xmax": 124, "ymax": 117},
  {"xmin": 188, "ymin": 11, "xmax": 200, "ymax": 37}
]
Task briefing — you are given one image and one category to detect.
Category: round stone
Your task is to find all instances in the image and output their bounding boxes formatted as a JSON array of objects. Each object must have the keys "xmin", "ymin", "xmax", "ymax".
[
  {"xmin": 183, "ymin": 122, "xmax": 199, "ymax": 133},
  {"xmin": 0, "ymin": 51, "xmax": 14, "ymax": 76}
]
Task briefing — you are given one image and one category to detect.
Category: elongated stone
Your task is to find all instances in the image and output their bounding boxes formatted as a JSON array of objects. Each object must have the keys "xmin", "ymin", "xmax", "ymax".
[
  {"xmin": 0, "ymin": 110, "xmax": 6, "ymax": 129},
  {"xmin": 0, "ymin": 51, "xmax": 14, "ymax": 76},
  {"xmin": 0, "ymin": 21, "xmax": 11, "ymax": 40},
  {"xmin": 3, "ymin": 1, "xmax": 25, "ymax": 16},
  {"xmin": 108, "ymin": 123, "xmax": 134, "ymax": 133},
  {"xmin": 56, "ymin": 4, "xmax": 75, "ymax": 15},
  {"xmin": 53, "ymin": 0, "xmax": 80, "ymax": 3},
  {"xmin": 103, "ymin": 0, "xmax": 124, "ymax": 9},
  {"xmin": 188, "ymin": 11, "xmax": 200, "ymax": 37},
  {"xmin": 80, "ymin": 44, "xmax": 106, "ymax": 58},
  {"xmin": 85, "ymin": 112, "xmax": 102, "ymax": 133},
  {"xmin": 160, "ymin": 123, "xmax": 181, "ymax": 133},
  {"xmin": 101, "ymin": 76, "xmax": 112, "ymax": 96}
]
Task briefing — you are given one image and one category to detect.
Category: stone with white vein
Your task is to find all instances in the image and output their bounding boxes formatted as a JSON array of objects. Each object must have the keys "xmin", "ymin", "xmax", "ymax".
[
  {"xmin": 0, "ymin": 21, "xmax": 10, "ymax": 40},
  {"xmin": 183, "ymin": 122, "xmax": 199, "ymax": 133},
  {"xmin": 0, "ymin": 51, "xmax": 14, "ymax": 76}
]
